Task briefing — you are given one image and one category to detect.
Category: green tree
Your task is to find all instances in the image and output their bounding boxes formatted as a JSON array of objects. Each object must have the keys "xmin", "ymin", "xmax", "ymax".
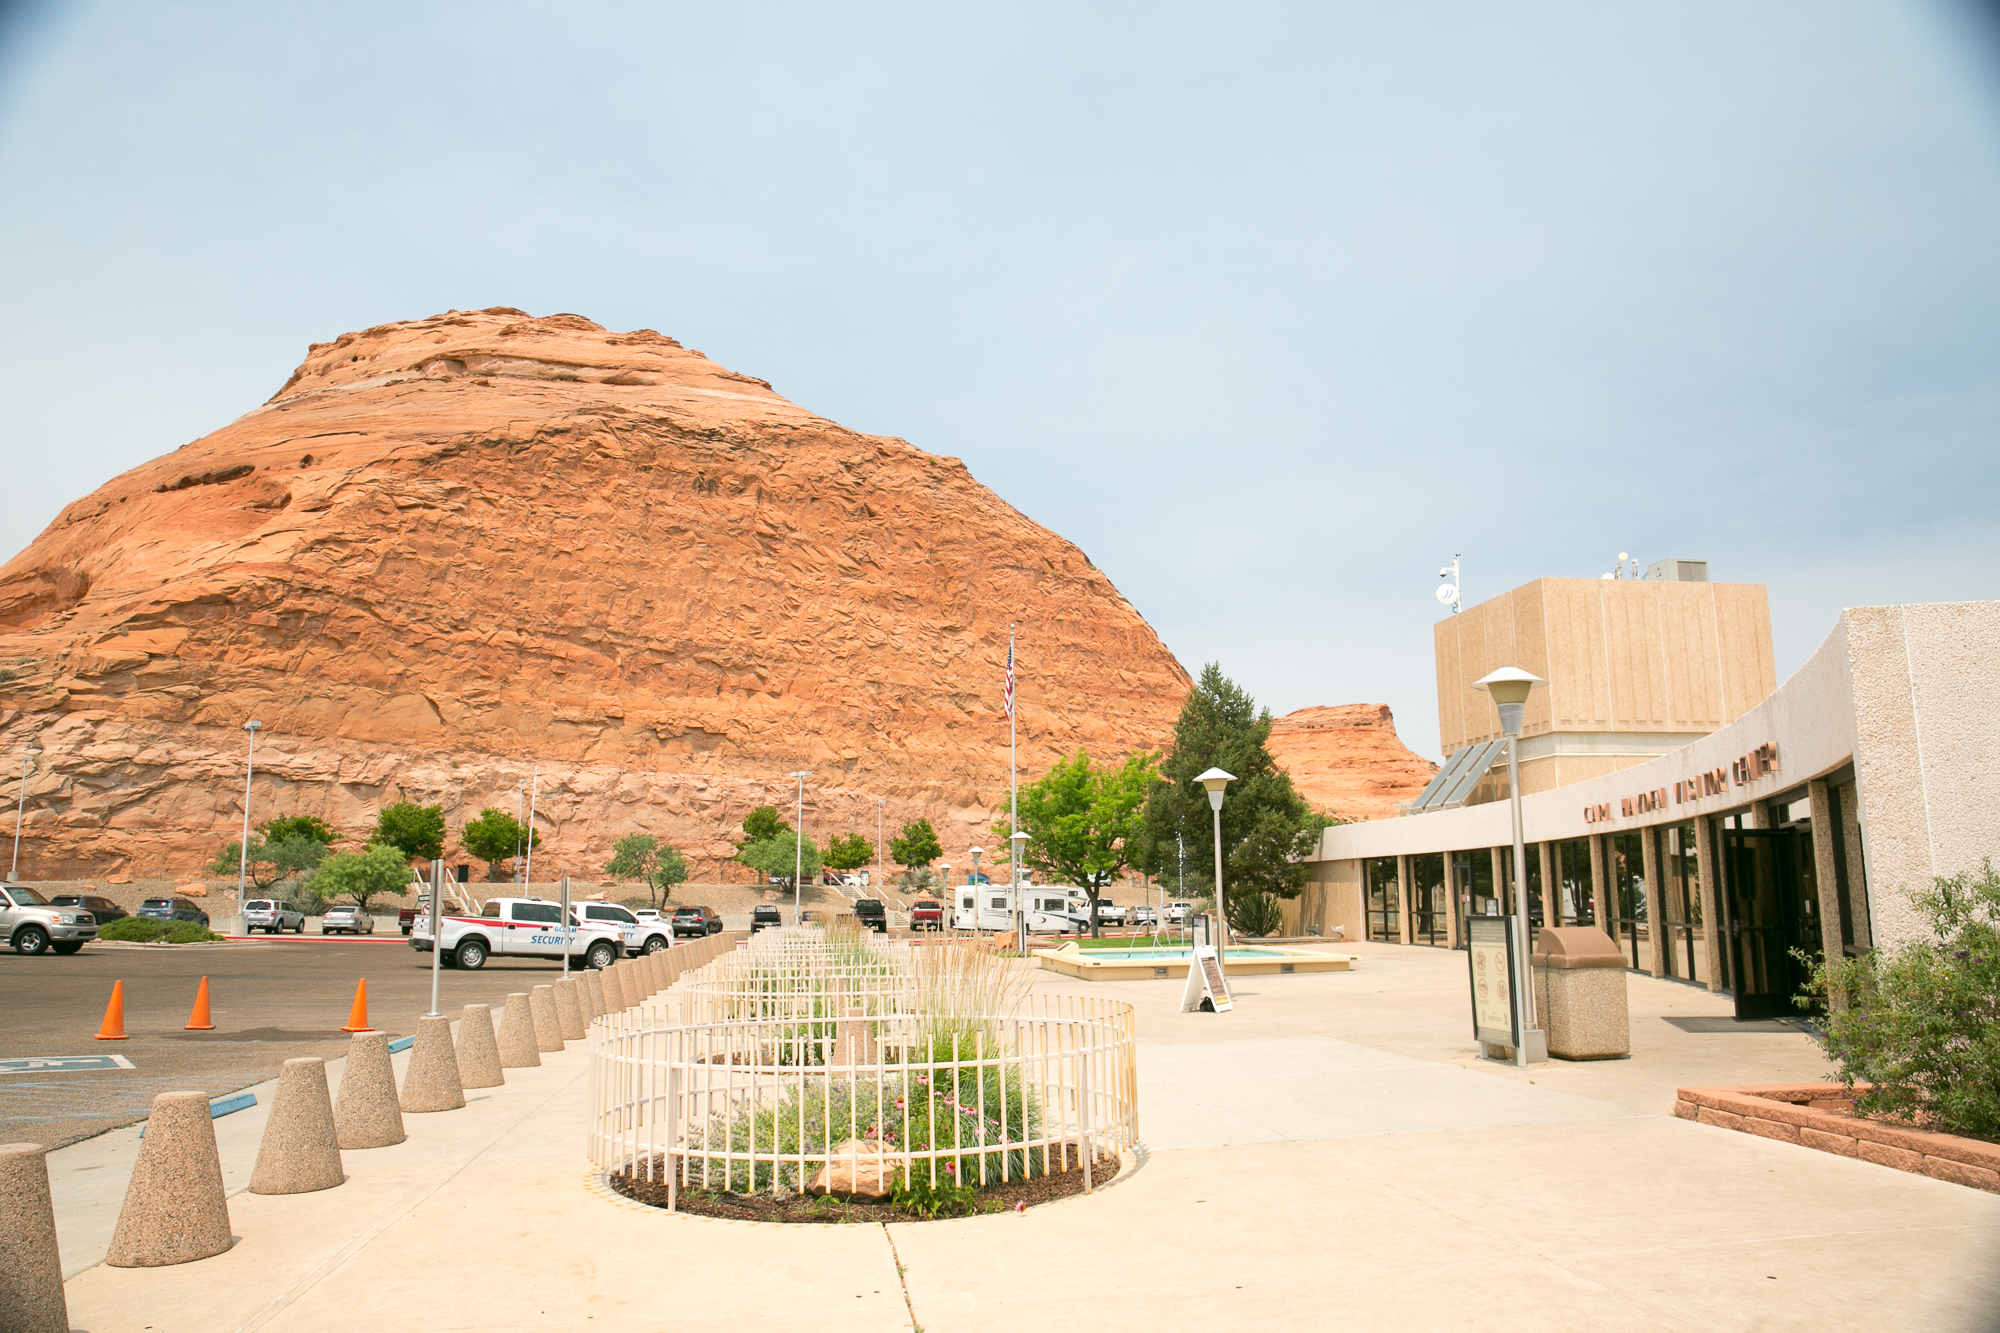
[
  {"xmin": 372, "ymin": 802, "xmax": 445, "ymax": 862},
  {"xmin": 305, "ymin": 843, "xmax": 411, "ymax": 913},
  {"xmin": 823, "ymin": 832, "xmax": 875, "ymax": 872},
  {"xmin": 1135, "ymin": 664, "xmax": 1329, "ymax": 936},
  {"xmin": 460, "ymin": 808, "xmax": 538, "ymax": 881},
  {"xmin": 210, "ymin": 835, "xmax": 329, "ymax": 892},
  {"xmin": 995, "ymin": 749, "xmax": 1155, "ymax": 937},
  {"xmin": 734, "ymin": 806, "xmax": 794, "ymax": 882},
  {"xmin": 604, "ymin": 833, "xmax": 691, "ymax": 909},
  {"xmin": 258, "ymin": 815, "xmax": 337, "ymax": 846},
  {"xmin": 739, "ymin": 831, "xmax": 822, "ymax": 884},
  {"xmin": 889, "ymin": 818, "xmax": 943, "ymax": 870}
]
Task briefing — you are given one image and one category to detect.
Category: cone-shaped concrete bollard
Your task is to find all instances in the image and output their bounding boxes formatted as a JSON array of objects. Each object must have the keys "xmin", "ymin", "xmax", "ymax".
[
  {"xmin": 645, "ymin": 950, "xmax": 667, "ymax": 993},
  {"xmin": 497, "ymin": 993, "xmax": 541, "ymax": 1067},
  {"xmin": 0, "ymin": 1143, "xmax": 68, "ymax": 1333},
  {"xmin": 581, "ymin": 970, "xmax": 606, "ymax": 1021},
  {"xmin": 554, "ymin": 978, "xmax": 585, "ymax": 1040},
  {"xmin": 528, "ymin": 985, "xmax": 564, "ymax": 1052},
  {"xmin": 399, "ymin": 1014, "xmax": 466, "ymax": 1112},
  {"xmin": 106, "ymin": 1091, "xmax": 232, "ymax": 1267},
  {"xmin": 600, "ymin": 963, "xmax": 629, "ymax": 1014},
  {"xmin": 251, "ymin": 1058, "xmax": 345, "ymax": 1194},
  {"xmin": 334, "ymin": 1033, "xmax": 406, "ymax": 1149},
  {"xmin": 456, "ymin": 1004, "xmax": 505, "ymax": 1088},
  {"xmin": 625, "ymin": 958, "xmax": 651, "ymax": 1001}
]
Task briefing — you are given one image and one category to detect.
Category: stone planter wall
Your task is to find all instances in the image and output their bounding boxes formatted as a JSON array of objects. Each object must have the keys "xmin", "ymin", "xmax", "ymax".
[{"xmin": 1674, "ymin": 1083, "xmax": 2000, "ymax": 1194}]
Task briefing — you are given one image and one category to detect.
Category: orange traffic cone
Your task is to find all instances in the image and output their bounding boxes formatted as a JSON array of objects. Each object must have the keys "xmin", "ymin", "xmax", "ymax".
[
  {"xmin": 95, "ymin": 980, "xmax": 129, "ymax": 1040},
  {"xmin": 184, "ymin": 976, "xmax": 215, "ymax": 1031},
  {"xmin": 339, "ymin": 978, "xmax": 374, "ymax": 1033}
]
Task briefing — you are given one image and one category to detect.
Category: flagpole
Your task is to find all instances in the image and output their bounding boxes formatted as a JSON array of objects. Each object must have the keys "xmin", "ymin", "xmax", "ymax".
[{"xmin": 1009, "ymin": 624, "xmax": 1020, "ymax": 954}]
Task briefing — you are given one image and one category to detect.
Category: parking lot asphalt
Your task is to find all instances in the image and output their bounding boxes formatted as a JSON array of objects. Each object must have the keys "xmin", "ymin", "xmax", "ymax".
[{"xmin": 0, "ymin": 938, "xmax": 597, "ymax": 1149}]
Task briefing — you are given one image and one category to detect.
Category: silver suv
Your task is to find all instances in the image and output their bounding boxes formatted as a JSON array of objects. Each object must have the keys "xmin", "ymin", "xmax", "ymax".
[
  {"xmin": 0, "ymin": 883, "xmax": 98, "ymax": 955},
  {"xmin": 243, "ymin": 898, "xmax": 306, "ymax": 934}
]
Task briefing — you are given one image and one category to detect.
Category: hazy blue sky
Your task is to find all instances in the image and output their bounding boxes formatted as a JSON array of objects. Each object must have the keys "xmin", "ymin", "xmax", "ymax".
[{"xmin": 3, "ymin": 2, "xmax": 1997, "ymax": 761}]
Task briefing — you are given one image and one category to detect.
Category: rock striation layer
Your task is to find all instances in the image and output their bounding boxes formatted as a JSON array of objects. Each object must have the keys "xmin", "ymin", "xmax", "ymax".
[
  {"xmin": 1264, "ymin": 704, "xmax": 1437, "ymax": 823},
  {"xmin": 0, "ymin": 309, "xmax": 1190, "ymax": 876}
]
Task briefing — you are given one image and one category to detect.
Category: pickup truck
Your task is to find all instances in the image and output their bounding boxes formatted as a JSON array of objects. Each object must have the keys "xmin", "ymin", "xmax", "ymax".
[
  {"xmin": 908, "ymin": 899, "xmax": 943, "ymax": 932},
  {"xmin": 399, "ymin": 897, "xmax": 429, "ymax": 936},
  {"xmin": 1094, "ymin": 899, "xmax": 1128, "ymax": 927},
  {"xmin": 410, "ymin": 897, "xmax": 622, "ymax": 971},
  {"xmin": 852, "ymin": 899, "xmax": 888, "ymax": 933}
]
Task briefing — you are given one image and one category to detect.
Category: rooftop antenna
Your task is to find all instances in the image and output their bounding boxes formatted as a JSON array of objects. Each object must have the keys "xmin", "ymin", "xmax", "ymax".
[
  {"xmin": 1436, "ymin": 555, "xmax": 1461, "ymax": 615},
  {"xmin": 1602, "ymin": 552, "xmax": 1641, "ymax": 580}
]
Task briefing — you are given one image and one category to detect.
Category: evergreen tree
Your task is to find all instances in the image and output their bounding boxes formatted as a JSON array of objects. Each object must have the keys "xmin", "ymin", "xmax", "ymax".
[{"xmin": 1135, "ymin": 664, "xmax": 1329, "ymax": 934}]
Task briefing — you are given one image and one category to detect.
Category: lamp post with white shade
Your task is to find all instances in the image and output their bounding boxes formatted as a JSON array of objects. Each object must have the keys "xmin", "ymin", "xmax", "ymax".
[
  {"xmin": 790, "ymin": 770, "xmax": 811, "ymax": 925},
  {"xmin": 237, "ymin": 721, "xmax": 262, "ymax": 901},
  {"xmin": 1195, "ymin": 768, "xmax": 1235, "ymax": 965},
  {"xmin": 1472, "ymin": 666, "xmax": 1548, "ymax": 1067},
  {"xmin": 11, "ymin": 739, "xmax": 41, "ymax": 880}
]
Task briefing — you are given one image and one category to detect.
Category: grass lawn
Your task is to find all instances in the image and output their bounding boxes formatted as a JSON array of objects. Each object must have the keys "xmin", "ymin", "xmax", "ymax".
[{"xmin": 1072, "ymin": 933, "xmax": 1191, "ymax": 950}]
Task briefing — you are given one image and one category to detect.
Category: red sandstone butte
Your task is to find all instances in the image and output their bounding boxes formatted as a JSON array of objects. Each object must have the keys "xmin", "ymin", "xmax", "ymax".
[
  {"xmin": 0, "ymin": 309, "xmax": 1193, "ymax": 877},
  {"xmin": 1265, "ymin": 704, "xmax": 1438, "ymax": 823}
]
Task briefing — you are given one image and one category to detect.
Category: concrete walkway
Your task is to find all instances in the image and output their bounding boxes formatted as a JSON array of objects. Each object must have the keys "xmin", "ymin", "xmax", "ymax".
[{"xmin": 54, "ymin": 942, "xmax": 2000, "ymax": 1332}]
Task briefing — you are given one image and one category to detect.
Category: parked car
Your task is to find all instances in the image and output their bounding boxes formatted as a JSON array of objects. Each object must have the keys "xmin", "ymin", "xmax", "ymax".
[
  {"xmin": 633, "ymin": 908, "xmax": 666, "ymax": 925},
  {"xmin": 48, "ymin": 892, "xmax": 126, "ymax": 925},
  {"xmin": 852, "ymin": 899, "xmax": 888, "ymax": 933},
  {"xmin": 1, "ymin": 883, "xmax": 98, "ymax": 955},
  {"xmin": 320, "ymin": 904, "xmax": 374, "ymax": 935},
  {"xmin": 242, "ymin": 898, "xmax": 305, "ymax": 934},
  {"xmin": 672, "ymin": 905, "xmax": 722, "ymax": 938},
  {"xmin": 1164, "ymin": 900, "xmax": 1194, "ymax": 925},
  {"xmin": 1094, "ymin": 899, "xmax": 1128, "ymax": 927},
  {"xmin": 750, "ymin": 904, "xmax": 783, "ymax": 933},
  {"xmin": 1131, "ymin": 905, "xmax": 1158, "ymax": 927},
  {"xmin": 138, "ymin": 896, "xmax": 211, "ymax": 928},
  {"xmin": 908, "ymin": 899, "xmax": 944, "ymax": 931},
  {"xmin": 572, "ymin": 901, "xmax": 672, "ymax": 955}
]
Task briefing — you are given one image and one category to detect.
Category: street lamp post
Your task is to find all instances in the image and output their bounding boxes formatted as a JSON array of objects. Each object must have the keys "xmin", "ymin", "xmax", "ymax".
[
  {"xmin": 1473, "ymin": 666, "xmax": 1548, "ymax": 1068},
  {"xmin": 790, "ymin": 770, "xmax": 811, "ymax": 925},
  {"xmin": 237, "ymin": 721, "xmax": 263, "ymax": 902},
  {"xmin": 968, "ymin": 846, "xmax": 983, "ymax": 888},
  {"xmin": 11, "ymin": 739, "xmax": 41, "ymax": 880},
  {"xmin": 1009, "ymin": 830, "xmax": 1030, "ymax": 952},
  {"xmin": 1196, "ymin": 769, "xmax": 1235, "ymax": 965}
]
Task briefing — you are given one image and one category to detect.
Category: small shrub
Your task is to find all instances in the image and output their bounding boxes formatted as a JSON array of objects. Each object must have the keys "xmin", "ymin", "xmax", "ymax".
[
  {"xmin": 159, "ymin": 920, "xmax": 224, "ymax": 944},
  {"xmin": 98, "ymin": 916, "xmax": 166, "ymax": 942},
  {"xmin": 1800, "ymin": 862, "xmax": 2000, "ymax": 1141},
  {"xmin": 1226, "ymin": 889, "xmax": 1286, "ymax": 938},
  {"xmin": 891, "ymin": 1171, "xmax": 992, "ymax": 1219}
]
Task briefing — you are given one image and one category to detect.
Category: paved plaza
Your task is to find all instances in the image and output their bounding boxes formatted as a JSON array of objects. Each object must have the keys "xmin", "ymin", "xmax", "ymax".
[{"xmin": 48, "ymin": 941, "xmax": 2000, "ymax": 1332}]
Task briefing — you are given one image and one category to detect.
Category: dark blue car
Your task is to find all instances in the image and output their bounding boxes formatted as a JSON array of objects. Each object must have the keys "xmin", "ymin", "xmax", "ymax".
[{"xmin": 137, "ymin": 895, "xmax": 211, "ymax": 927}]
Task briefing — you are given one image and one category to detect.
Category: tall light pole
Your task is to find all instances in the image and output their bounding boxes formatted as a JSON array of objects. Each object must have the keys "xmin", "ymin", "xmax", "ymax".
[
  {"xmin": 1196, "ymin": 769, "xmax": 1235, "ymax": 965},
  {"xmin": 790, "ymin": 770, "xmax": 811, "ymax": 925},
  {"xmin": 968, "ymin": 846, "xmax": 983, "ymax": 886},
  {"xmin": 522, "ymin": 766, "xmax": 539, "ymax": 892},
  {"xmin": 515, "ymin": 781, "xmax": 525, "ymax": 883},
  {"xmin": 237, "ymin": 721, "xmax": 263, "ymax": 901},
  {"xmin": 1474, "ymin": 666, "xmax": 1547, "ymax": 1068},
  {"xmin": 11, "ymin": 739, "xmax": 41, "ymax": 880}
]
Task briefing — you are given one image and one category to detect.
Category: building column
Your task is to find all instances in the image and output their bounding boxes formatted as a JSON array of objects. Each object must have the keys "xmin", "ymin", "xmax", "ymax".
[
  {"xmin": 1588, "ymin": 834, "xmax": 1611, "ymax": 937},
  {"xmin": 1691, "ymin": 815, "xmax": 1724, "ymax": 992},
  {"xmin": 1640, "ymin": 824, "xmax": 1666, "ymax": 979},
  {"xmin": 1445, "ymin": 855, "xmax": 1460, "ymax": 950},
  {"xmin": 1490, "ymin": 846, "xmax": 1508, "ymax": 917},
  {"xmin": 1807, "ymin": 779, "xmax": 1844, "ymax": 965},
  {"xmin": 1396, "ymin": 854, "xmax": 1413, "ymax": 946},
  {"xmin": 1838, "ymin": 784, "xmax": 1873, "ymax": 950},
  {"xmin": 1537, "ymin": 841, "xmax": 1556, "ymax": 925}
]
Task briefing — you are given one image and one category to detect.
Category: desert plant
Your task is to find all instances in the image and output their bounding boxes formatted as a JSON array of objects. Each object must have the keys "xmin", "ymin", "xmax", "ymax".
[
  {"xmin": 604, "ymin": 833, "xmax": 689, "ymax": 908},
  {"xmin": 1800, "ymin": 861, "xmax": 2000, "ymax": 1140},
  {"xmin": 209, "ymin": 834, "xmax": 328, "ymax": 890},
  {"xmin": 1226, "ymin": 889, "xmax": 1286, "ymax": 938}
]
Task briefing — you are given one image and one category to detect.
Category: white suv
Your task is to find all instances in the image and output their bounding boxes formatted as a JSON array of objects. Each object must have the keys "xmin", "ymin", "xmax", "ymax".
[
  {"xmin": 573, "ymin": 901, "xmax": 672, "ymax": 956},
  {"xmin": 243, "ymin": 899, "xmax": 306, "ymax": 934},
  {"xmin": 1, "ymin": 884, "xmax": 98, "ymax": 955},
  {"xmin": 412, "ymin": 897, "xmax": 623, "ymax": 971}
]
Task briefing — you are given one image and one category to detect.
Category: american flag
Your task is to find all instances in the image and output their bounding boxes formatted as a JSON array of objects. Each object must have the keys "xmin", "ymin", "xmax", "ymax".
[{"xmin": 1003, "ymin": 641, "xmax": 1015, "ymax": 718}]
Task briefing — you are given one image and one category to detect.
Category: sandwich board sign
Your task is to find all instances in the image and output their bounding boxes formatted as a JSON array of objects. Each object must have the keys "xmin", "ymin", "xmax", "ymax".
[{"xmin": 1181, "ymin": 944, "xmax": 1232, "ymax": 1012}]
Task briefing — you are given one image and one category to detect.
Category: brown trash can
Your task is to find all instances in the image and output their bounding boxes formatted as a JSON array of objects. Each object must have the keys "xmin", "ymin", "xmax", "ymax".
[{"xmin": 1531, "ymin": 927, "xmax": 1630, "ymax": 1060}]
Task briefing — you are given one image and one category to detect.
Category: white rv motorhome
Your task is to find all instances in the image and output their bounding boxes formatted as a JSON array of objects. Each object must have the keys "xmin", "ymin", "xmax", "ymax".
[{"xmin": 952, "ymin": 885, "xmax": 1091, "ymax": 934}]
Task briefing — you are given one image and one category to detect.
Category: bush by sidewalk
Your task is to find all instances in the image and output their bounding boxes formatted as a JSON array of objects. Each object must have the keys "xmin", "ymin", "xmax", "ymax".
[
  {"xmin": 98, "ymin": 917, "xmax": 226, "ymax": 944},
  {"xmin": 1803, "ymin": 862, "xmax": 2000, "ymax": 1141}
]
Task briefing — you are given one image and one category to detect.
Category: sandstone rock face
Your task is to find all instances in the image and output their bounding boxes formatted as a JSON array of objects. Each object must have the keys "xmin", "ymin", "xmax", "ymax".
[
  {"xmin": 0, "ymin": 309, "xmax": 1191, "ymax": 877},
  {"xmin": 1265, "ymin": 704, "xmax": 1437, "ymax": 823}
]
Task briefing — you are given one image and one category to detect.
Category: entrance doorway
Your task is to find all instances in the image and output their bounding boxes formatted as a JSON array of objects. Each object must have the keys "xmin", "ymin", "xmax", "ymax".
[{"xmin": 1721, "ymin": 827, "xmax": 1816, "ymax": 1021}]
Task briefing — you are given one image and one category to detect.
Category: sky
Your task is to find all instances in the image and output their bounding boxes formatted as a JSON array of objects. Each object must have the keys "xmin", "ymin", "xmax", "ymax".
[{"xmin": 2, "ymin": 1, "xmax": 1997, "ymax": 762}]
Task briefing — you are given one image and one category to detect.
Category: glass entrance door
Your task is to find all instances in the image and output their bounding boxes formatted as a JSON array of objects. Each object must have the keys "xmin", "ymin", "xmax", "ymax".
[{"xmin": 1721, "ymin": 828, "xmax": 1813, "ymax": 1021}]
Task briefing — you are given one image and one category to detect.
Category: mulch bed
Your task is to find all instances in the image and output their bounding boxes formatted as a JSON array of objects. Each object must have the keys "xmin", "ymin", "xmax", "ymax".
[{"xmin": 609, "ymin": 1151, "xmax": 1122, "ymax": 1222}]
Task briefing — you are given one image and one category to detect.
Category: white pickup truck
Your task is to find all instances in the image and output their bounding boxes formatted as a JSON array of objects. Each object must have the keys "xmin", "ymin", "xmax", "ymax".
[{"xmin": 410, "ymin": 897, "xmax": 623, "ymax": 971}]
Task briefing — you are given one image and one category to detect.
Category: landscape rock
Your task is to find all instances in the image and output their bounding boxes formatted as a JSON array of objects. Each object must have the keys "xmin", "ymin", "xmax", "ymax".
[
  {"xmin": 1265, "ymin": 704, "xmax": 1438, "ymax": 822},
  {"xmin": 806, "ymin": 1138, "xmax": 896, "ymax": 1200}
]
